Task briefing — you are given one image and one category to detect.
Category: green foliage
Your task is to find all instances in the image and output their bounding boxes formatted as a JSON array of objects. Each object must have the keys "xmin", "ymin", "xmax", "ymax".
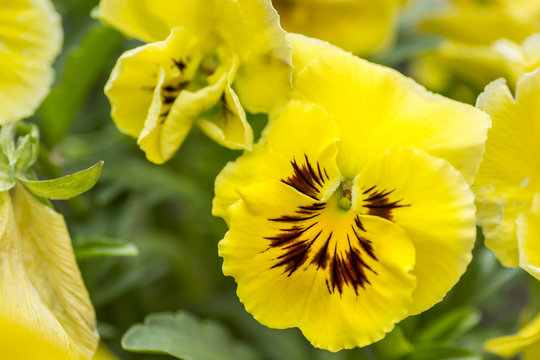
[
  {"xmin": 122, "ymin": 312, "xmax": 259, "ymax": 360},
  {"xmin": 20, "ymin": 161, "xmax": 103, "ymax": 199},
  {"xmin": 40, "ymin": 25, "xmax": 123, "ymax": 147},
  {"xmin": 0, "ymin": 122, "xmax": 40, "ymax": 190},
  {"xmin": 75, "ymin": 235, "xmax": 138, "ymax": 260}
]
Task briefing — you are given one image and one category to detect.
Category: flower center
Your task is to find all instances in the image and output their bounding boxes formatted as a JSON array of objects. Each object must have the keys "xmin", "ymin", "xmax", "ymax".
[
  {"xmin": 264, "ymin": 155, "xmax": 380, "ymax": 295},
  {"xmin": 336, "ymin": 180, "xmax": 353, "ymax": 211}
]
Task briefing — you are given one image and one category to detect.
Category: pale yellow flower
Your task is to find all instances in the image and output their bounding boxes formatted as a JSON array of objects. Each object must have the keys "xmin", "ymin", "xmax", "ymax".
[
  {"xmin": 0, "ymin": 0, "xmax": 62, "ymax": 123},
  {"xmin": 272, "ymin": 0, "xmax": 406, "ymax": 56},
  {"xmin": 0, "ymin": 184, "xmax": 98, "ymax": 359},
  {"xmin": 474, "ymin": 69, "xmax": 540, "ymax": 275}
]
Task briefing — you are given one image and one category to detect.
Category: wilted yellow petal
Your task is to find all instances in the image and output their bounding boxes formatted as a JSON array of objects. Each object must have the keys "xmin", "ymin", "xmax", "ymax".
[
  {"xmin": 0, "ymin": 184, "xmax": 98, "ymax": 359},
  {"xmin": 0, "ymin": 0, "xmax": 63, "ymax": 123}
]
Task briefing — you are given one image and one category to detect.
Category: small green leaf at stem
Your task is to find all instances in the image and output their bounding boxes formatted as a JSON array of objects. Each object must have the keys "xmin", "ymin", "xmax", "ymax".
[{"xmin": 19, "ymin": 161, "xmax": 103, "ymax": 200}]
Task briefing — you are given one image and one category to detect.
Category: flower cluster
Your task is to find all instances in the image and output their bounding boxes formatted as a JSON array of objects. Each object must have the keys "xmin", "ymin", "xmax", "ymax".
[{"xmin": 4, "ymin": 0, "xmax": 540, "ymax": 358}]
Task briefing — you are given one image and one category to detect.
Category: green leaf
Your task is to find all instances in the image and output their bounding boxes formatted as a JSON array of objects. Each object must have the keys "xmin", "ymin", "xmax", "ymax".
[
  {"xmin": 75, "ymin": 236, "xmax": 138, "ymax": 260},
  {"xmin": 39, "ymin": 25, "xmax": 123, "ymax": 146},
  {"xmin": 19, "ymin": 161, "xmax": 103, "ymax": 199},
  {"xmin": 417, "ymin": 307, "xmax": 481, "ymax": 343},
  {"xmin": 0, "ymin": 162, "xmax": 15, "ymax": 192},
  {"xmin": 374, "ymin": 326, "xmax": 414, "ymax": 359},
  {"xmin": 122, "ymin": 311, "xmax": 259, "ymax": 360}
]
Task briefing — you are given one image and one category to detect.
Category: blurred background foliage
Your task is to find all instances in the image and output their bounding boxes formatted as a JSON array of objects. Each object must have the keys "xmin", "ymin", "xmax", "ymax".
[{"xmin": 27, "ymin": 0, "xmax": 540, "ymax": 358}]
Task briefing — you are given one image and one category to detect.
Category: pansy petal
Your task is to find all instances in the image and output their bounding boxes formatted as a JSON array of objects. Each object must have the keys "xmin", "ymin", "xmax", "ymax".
[
  {"xmin": 475, "ymin": 72, "xmax": 540, "ymax": 266},
  {"xmin": 518, "ymin": 195, "xmax": 540, "ymax": 280},
  {"xmin": 105, "ymin": 46, "xmax": 163, "ymax": 139},
  {"xmin": 287, "ymin": 33, "xmax": 338, "ymax": 82},
  {"xmin": 0, "ymin": 185, "xmax": 98, "ymax": 359},
  {"xmin": 0, "ymin": 315, "xmax": 74, "ymax": 359},
  {"xmin": 213, "ymin": 100, "xmax": 340, "ymax": 221},
  {"xmin": 477, "ymin": 196, "xmax": 526, "ymax": 267},
  {"xmin": 273, "ymin": 0, "xmax": 401, "ymax": 55},
  {"xmin": 421, "ymin": 8, "xmax": 537, "ymax": 45},
  {"xmin": 105, "ymin": 27, "xmax": 199, "ymax": 140},
  {"xmin": 197, "ymin": 82, "xmax": 252, "ymax": 151},
  {"xmin": 221, "ymin": 179, "xmax": 416, "ymax": 351},
  {"xmin": 293, "ymin": 49, "xmax": 490, "ymax": 183},
  {"xmin": 139, "ymin": 68, "xmax": 228, "ymax": 164},
  {"xmin": 0, "ymin": 0, "xmax": 62, "ymax": 123},
  {"xmin": 485, "ymin": 312, "xmax": 540, "ymax": 358},
  {"xmin": 354, "ymin": 147, "xmax": 476, "ymax": 315},
  {"xmin": 97, "ymin": 0, "xmax": 214, "ymax": 43},
  {"xmin": 232, "ymin": 0, "xmax": 293, "ymax": 113}
]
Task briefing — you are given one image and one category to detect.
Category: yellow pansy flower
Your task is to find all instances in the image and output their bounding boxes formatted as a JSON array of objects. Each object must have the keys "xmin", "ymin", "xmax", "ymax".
[
  {"xmin": 0, "ymin": 0, "xmax": 63, "ymax": 124},
  {"xmin": 422, "ymin": 0, "xmax": 540, "ymax": 46},
  {"xmin": 413, "ymin": 0, "xmax": 540, "ymax": 97},
  {"xmin": 271, "ymin": 0, "xmax": 406, "ymax": 56},
  {"xmin": 213, "ymin": 35, "xmax": 490, "ymax": 351},
  {"xmin": 0, "ymin": 184, "xmax": 98, "ymax": 359},
  {"xmin": 474, "ymin": 69, "xmax": 540, "ymax": 274},
  {"xmin": 412, "ymin": 33, "xmax": 540, "ymax": 97},
  {"xmin": 98, "ymin": 0, "xmax": 292, "ymax": 164},
  {"xmin": 485, "ymin": 311, "xmax": 540, "ymax": 360}
]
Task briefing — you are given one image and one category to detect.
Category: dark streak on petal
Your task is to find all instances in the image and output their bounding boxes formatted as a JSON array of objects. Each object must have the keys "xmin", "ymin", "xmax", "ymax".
[
  {"xmin": 351, "ymin": 225, "xmax": 377, "ymax": 261},
  {"xmin": 311, "ymin": 232, "xmax": 331, "ymax": 269},
  {"xmin": 281, "ymin": 154, "xmax": 327, "ymax": 200},
  {"xmin": 362, "ymin": 186, "xmax": 410, "ymax": 221}
]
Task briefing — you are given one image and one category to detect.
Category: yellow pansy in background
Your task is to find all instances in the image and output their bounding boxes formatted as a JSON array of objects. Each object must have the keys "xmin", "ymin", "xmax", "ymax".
[
  {"xmin": 213, "ymin": 35, "xmax": 490, "ymax": 351},
  {"xmin": 485, "ymin": 311, "xmax": 540, "ymax": 360},
  {"xmin": 0, "ymin": 183, "xmax": 99, "ymax": 359},
  {"xmin": 412, "ymin": 0, "xmax": 540, "ymax": 100},
  {"xmin": 422, "ymin": 0, "xmax": 540, "ymax": 46},
  {"xmin": 411, "ymin": 33, "xmax": 540, "ymax": 98},
  {"xmin": 0, "ymin": 0, "xmax": 63, "ymax": 124},
  {"xmin": 98, "ymin": 0, "xmax": 292, "ymax": 164},
  {"xmin": 474, "ymin": 69, "xmax": 540, "ymax": 275},
  {"xmin": 271, "ymin": 0, "xmax": 407, "ymax": 56}
]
